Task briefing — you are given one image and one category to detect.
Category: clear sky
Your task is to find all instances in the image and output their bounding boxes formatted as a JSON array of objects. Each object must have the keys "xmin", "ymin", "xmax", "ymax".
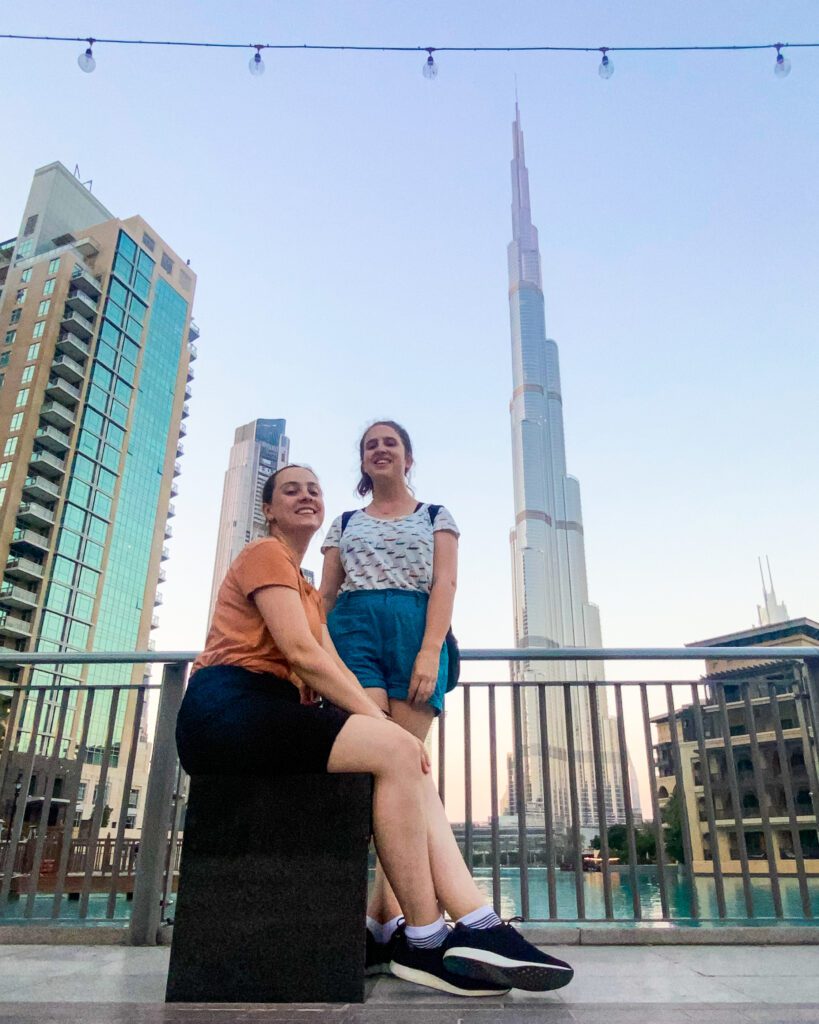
[{"xmin": 3, "ymin": 2, "xmax": 817, "ymax": 818}]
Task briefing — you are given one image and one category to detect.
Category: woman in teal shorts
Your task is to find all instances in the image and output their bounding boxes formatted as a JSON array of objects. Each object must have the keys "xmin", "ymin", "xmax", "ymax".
[{"xmin": 320, "ymin": 420, "xmax": 459, "ymax": 967}]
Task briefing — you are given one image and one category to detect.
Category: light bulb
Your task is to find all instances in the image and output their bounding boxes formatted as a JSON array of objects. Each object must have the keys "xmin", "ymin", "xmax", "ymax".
[
  {"xmin": 249, "ymin": 48, "xmax": 265, "ymax": 76},
  {"xmin": 422, "ymin": 51, "xmax": 438, "ymax": 80},
  {"xmin": 77, "ymin": 44, "xmax": 96, "ymax": 73},
  {"xmin": 598, "ymin": 50, "xmax": 614, "ymax": 79},
  {"xmin": 774, "ymin": 46, "xmax": 791, "ymax": 78}
]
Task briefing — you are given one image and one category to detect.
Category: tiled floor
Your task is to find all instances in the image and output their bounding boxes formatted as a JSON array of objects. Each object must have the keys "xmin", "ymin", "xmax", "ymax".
[{"xmin": 0, "ymin": 945, "xmax": 817, "ymax": 1022}]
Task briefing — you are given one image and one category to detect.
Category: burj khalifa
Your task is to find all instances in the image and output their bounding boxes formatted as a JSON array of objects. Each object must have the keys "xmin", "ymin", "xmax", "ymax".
[{"xmin": 507, "ymin": 105, "xmax": 625, "ymax": 830}]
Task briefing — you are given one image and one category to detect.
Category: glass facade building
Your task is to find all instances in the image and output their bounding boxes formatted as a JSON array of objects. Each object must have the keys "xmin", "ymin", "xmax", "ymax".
[{"xmin": 0, "ymin": 162, "xmax": 197, "ymax": 828}]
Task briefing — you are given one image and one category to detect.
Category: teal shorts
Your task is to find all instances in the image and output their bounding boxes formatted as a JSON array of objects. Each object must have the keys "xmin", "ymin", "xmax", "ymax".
[{"xmin": 327, "ymin": 589, "xmax": 448, "ymax": 715}]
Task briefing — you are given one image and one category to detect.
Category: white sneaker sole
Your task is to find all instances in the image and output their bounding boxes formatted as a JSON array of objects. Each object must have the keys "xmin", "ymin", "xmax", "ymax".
[
  {"xmin": 444, "ymin": 947, "xmax": 574, "ymax": 992},
  {"xmin": 390, "ymin": 960, "xmax": 509, "ymax": 998}
]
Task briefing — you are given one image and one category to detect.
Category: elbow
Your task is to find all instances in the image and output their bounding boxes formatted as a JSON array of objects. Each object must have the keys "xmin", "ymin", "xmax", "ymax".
[{"xmin": 285, "ymin": 638, "xmax": 324, "ymax": 674}]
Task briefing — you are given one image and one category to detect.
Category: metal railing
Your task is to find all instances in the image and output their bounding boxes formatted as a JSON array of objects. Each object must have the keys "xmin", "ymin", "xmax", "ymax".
[{"xmin": 0, "ymin": 646, "xmax": 817, "ymax": 943}]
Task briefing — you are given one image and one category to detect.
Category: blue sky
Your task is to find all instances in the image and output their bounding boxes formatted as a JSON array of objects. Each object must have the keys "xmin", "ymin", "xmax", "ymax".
[{"xmin": 3, "ymin": 2, "xmax": 818, "ymax": 813}]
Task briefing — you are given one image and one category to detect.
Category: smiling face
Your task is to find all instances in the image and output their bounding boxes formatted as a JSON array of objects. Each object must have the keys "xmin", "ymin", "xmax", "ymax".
[
  {"xmin": 262, "ymin": 466, "xmax": 324, "ymax": 538},
  {"xmin": 361, "ymin": 423, "xmax": 413, "ymax": 486}
]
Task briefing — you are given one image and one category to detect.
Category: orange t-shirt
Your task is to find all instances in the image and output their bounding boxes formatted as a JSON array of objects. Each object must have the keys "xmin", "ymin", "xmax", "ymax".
[{"xmin": 192, "ymin": 537, "xmax": 325, "ymax": 694}]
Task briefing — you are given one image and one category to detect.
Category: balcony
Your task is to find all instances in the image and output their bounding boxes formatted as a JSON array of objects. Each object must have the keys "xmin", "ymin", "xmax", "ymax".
[
  {"xmin": 186, "ymin": 363, "xmax": 194, "ymax": 382},
  {"xmin": 0, "ymin": 610, "xmax": 31, "ymax": 638},
  {"xmin": 22, "ymin": 474, "xmax": 60, "ymax": 503},
  {"xmin": 35, "ymin": 424, "xmax": 71, "ymax": 453},
  {"xmin": 10, "ymin": 527, "xmax": 50, "ymax": 554},
  {"xmin": 164, "ymin": 524, "xmax": 173, "ymax": 540},
  {"xmin": 60, "ymin": 309, "xmax": 95, "ymax": 341},
  {"xmin": 188, "ymin": 321, "xmax": 200, "ymax": 342},
  {"xmin": 179, "ymin": 422, "xmax": 187, "ymax": 437},
  {"xmin": 46, "ymin": 376, "xmax": 81, "ymax": 406},
  {"xmin": 17, "ymin": 501, "xmax": 55, "ymax": 528},
  {"xmin": 29, "ymin": 447, "xmax": 65, "ymax": 478},
  {"xmin": 150, "ymin": 615, "xmax": 159, "ymax": 629},
  {"xmin": 70, "ymin": 264, "xmax": 102, "ymax": 298},
  {"xmin": 167, "ymin": 503, "xmax": 176, "ymax": 519},
  {"xmin": 184, "ymin": 384, "xmax": 192, "ymax": 401},
  {"xmin": 170, "ymin": 482, "xmax": 179, "ymax": 498},
  {"xmin": 40, "ymin": 399, "xmax": 75, "ymax": 430},
  {"xmin": 154, "ymin": 593, "xmax": 163, "ymax": 607},
  {"xmin": 158, "ymin": 568, "xmax": 167, "ymax": 584},
  {"xmin": 188, "ymin": 342, "xmax": 198, "ymax": 361},
  {"xmin": 173, "ymin": 461, "xmax": 182, "ymax": 478},
  {"xmin": 65, "ymin": 287, "xmax": 99, "ymax": 320},
  {"xmin": 4, "ymin": 555, "xmax": 43, "ymax": 581},
  {"xmin": 160, "ymin": 545, "xmax": 170, "ymax": 562},
  {"xmin": 51, "ymin": 353, "xmax": 86, "ymax": 385},
  {"xmin": 176, "ymin": 440, "xmax": 184, "ymax": 458},
  {"xmin": 181, "ymin": 403, "xmax": 190, "ymax": 419},
  {"xmin": 0, "ymin": 581, "xmax": 38, "ymax": 610},
  {"xmin": 56, "ymin": 331, "xmax": 90, "ymax": 361}
]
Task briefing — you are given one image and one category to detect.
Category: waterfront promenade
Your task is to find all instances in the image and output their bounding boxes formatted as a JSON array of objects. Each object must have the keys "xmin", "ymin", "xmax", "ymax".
[{"xmin": 0, "ymin": 943, "xmax": 817, "ymax": 1022}]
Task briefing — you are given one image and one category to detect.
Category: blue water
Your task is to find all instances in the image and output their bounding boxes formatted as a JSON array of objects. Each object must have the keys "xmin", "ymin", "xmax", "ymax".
[
  {"xmin": 470, "ymin": 866, "xmax": 819, "ymax": 923},
  {"xmin": 4, "ymin": 869, "xmax": 818, "ymax": 925}
]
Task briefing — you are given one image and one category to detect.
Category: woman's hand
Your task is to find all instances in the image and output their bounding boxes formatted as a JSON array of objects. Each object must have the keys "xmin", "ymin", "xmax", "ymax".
[{"xmin": 408, "ymin": 646, "xmax": 440, "ymax": 706}]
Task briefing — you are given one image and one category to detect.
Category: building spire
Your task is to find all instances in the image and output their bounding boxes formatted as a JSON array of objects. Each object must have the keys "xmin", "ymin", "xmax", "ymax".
[
  {"xmin": 508, "ymin": 103, "xmax": 541, "ymax": 289},
  {"xmin": 757, "ymin": 555, "xmax": 789, "ymax": 626}
]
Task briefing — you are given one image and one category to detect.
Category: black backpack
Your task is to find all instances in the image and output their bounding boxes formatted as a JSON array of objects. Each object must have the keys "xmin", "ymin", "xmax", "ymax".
[{"xmin": 339, "ymin": 504, "xmax": 460, "ymax": 693}]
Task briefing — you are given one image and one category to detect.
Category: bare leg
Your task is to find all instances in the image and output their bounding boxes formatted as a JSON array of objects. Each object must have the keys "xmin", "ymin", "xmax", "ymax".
[
  {"xmin": 368, "ymin": 699, "xmax": 437, "ymax": 923},
  {"xmin": 327, "ymin": 714, "xmax": 439, "ymax": 925}
]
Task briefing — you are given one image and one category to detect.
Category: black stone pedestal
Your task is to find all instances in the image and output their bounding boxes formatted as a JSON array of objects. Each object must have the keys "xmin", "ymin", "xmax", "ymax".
[{"xmin": 166, "ymin": 773, "xmax": 373, "ymax": 1003}]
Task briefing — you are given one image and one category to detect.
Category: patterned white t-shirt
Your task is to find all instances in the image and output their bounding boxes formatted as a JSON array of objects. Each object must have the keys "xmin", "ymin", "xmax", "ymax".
[{"xmin": 321, "ymin": 504, "xmax": 459, "ymax": 595}]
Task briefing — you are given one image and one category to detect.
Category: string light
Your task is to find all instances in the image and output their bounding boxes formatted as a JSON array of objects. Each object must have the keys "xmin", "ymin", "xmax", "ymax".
[
  {"xmin": 248, "ymin": 44, "xmax": 265, "ymax": 76},
  {"xmin": 0, "ymin": 32, "xmax": 812, "ymax": 78},
  {"xmin": 774, "ymin": 43, "xmax": 792, "ymax": 78},
  {"xmin": 77, "ymin": 38, "xmax": 95, "ymax": 73},
  {"xmin": 598, "ymin": 47, "xmax": 614, "ymax": 79}
]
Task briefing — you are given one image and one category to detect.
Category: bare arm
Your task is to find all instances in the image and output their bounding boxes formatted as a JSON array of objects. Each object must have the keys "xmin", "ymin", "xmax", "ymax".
[
  {"xmin": 408, "ymin": 530, "xmax": 458, "ymax": 705},
  {"xmin": 253, "ymin": 585, "xmax": 384, "ymax": 719},
  {"xmin": 319, "ymin": 546, "xmax": 346, "ymax": 615}
]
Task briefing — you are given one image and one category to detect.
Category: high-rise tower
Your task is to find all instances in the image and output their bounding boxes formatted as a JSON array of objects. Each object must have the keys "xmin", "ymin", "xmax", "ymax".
[
  {"xmin": 0, "ymin": 161, "xmax": 197, "ymax": 831},
  {"xmin": 506, "ymin": 107, "xmax": 624, "ymax": 830},
  {"xmin": 208, "ymin": 418, "xmax": 290, "ymax": 621}
]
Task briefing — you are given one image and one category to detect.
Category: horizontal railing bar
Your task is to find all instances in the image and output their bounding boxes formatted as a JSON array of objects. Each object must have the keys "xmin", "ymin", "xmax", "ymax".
[
  {"xmin": 0, "ymin": 683, "xmax": 163, "ymax": 692},
  {"xmin": 0, "ymin": 646, "xmax": 816, "ymax": 668},
  {"xmin": 460, "ymin": 646, "xmax": 819, "ymax": 661}
]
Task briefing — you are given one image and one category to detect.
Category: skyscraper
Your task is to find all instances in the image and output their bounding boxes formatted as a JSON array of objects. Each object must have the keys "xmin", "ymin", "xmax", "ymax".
[
  {"xmin": 506, "ymin": 107, "xmax": 624, "ymax": 831},
  {"xmin": 0, "ymin": 161, "xmax": 197, "ymax": 830},
  {"xmin": 208, "ymin": 418, "xmax": 290, "ymax": 621}
]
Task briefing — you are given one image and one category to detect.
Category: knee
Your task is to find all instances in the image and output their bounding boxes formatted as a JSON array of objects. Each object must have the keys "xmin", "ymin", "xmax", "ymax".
[{"xmin": 383, "ymin": 730, "xmax": 425, "ymax": 781}]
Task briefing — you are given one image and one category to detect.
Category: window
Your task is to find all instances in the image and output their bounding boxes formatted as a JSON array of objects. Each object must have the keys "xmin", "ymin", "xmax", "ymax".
[
  {"xmin": 4, "ymin": 438, "xmax": 17, "ymax": 456},
  {"xmin": 16, "ymin": 239, "xmax": 33, "ymax": 259},
  {"xmin": 128, "ymin": 787, "xmax": 140, "ymax": 809},
  {"xmin": 42, "ymin": 278, "xmax": 55, "ymax": 297},
  {"xmin": 16, "ymin": 388, "xmax": 28, "ymax": 407},
  {"xmin": 10, "ymin": 413, "xmax": 23, "ymax": 431},
  {"xmin": 0, "ymin": 463, "xmax": 11, "ymax": 481},
  {"xmin": 0, "ymin": 352, "xmax": 9, "ymax": 367},
  {"xmin": 73, "ymin": 809, "xmax": 83, "ymax": 829},
  {"xmin": 77, "ymin": 782, "xmax": 87, "ymax": 802},
  {"xmin": 16, "ymin": 289, "xmax": 26, "ymax": 304},
  {"xmin": 0, "ymin": 489, "xmax": 4, "ymax": 507},
  {"xmin": 48, "ymin": 257, "xmax": 60, "ymax": 274},
  {"xmin": 27, "ymin": 343, "xmax": 40, "ymax": 361},
  {"xmin": 4, "ymin": 331, "xmax": 15, "ymax": 345},
  {"xmin": 160, "ymin": 252, "xmax": 174, "ymax": 274},
  {"xmin": 141, "ymin": 232, "xmax": 155, "ymax": 252},
  {"xmin": 32, "ymin": 322, "xmax": 45, "ymax": 339},
  {"xmin": 20, "ymin": 269, "xmax": 32, "ymax": 283},
  {"xmin": 23, "ymin": 214, "xmax": 38, "ymax": 237},
  {"xmin": 21, "ymin": 366, "xmax": 34, "ymax": 384},
  {"xmin": 37, "ymin": 300, "xmax": 50, "ymax": 317},
  {"xmin": 10, "ymin": 309, "xmax": 21, "ymax": 324}
]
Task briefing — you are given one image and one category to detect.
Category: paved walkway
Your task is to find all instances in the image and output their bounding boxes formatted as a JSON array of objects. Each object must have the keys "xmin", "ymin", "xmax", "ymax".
[{"xmin": 0, "ymin": 945, "xmax": 817, "ymax": 1022}]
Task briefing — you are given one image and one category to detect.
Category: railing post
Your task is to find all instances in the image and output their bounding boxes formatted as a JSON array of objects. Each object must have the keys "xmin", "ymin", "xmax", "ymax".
[{"xmin": 129, "ymin": 661, "xmax": 187, "ymax": 945}]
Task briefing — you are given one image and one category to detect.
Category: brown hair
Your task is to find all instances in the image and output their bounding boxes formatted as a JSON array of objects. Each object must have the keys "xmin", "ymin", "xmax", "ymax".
[
  {"xmin": 261, "ymin": 464, "xmax": 315, "ymax": 505},
  {"xmin": 356, "ymin": 421, "xmax": 413, "ymax": 497}
]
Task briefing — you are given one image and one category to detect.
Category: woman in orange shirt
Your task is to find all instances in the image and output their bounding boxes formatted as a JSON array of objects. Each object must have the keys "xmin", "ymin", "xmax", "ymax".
[{"xmin": 175, "ymin": 464, "xmax": 572, "ymax": 998}]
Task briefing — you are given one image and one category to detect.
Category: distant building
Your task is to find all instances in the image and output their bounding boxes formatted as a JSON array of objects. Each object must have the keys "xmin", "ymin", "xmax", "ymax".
[
  {"xmin": 505, "ymin": 104, "xmax": 624, "ymax": 831},
  {"xmin": 0, "ymin": 161, "xmax": 197, "ymax": 835},
  {"xmin": 208, "ymin": 418, "xmax": 289, "ymax": 621},
  {"xmin": 757, "ymin": 557, "xmax": 789, "ymax": 627},
  {"xmin": 653, "ymin": 618, "xmax": 819, "ymax": 876}
]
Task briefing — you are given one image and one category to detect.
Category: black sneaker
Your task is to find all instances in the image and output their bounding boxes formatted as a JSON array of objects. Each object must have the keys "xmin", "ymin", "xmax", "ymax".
[
  {"xmin": 390, "ymin": 932, "xmax": 510, "ymax": 998},
  {"xmin": 443, "ymin": 922, "xmax": 574, "ymax": 992},
  {"xmin": 365, "ymin": 924, "xmax": 402, "ymax": 976}
]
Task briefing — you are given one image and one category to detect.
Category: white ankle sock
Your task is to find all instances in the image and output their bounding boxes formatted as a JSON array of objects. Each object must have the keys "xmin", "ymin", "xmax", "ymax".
[
  {"xmin": 457, "ymin": 905, "xmax": 502, "ymax": 929},
  {"xmin": 381, "ymin": 915, "xmax": 403, "ymax": 943},
  {"xmin": 405, "ymin": 915, "xmax": 448, "ymax": 949},
  {"xmin": 366, "ymin": 916, "xmax": 384, "ymax": 943}
]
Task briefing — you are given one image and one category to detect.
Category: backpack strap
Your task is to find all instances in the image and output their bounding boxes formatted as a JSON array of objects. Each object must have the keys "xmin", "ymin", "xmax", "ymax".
[{"xmin": 340, "ymin": 510, "xmax": 358, "ymax": 536}]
